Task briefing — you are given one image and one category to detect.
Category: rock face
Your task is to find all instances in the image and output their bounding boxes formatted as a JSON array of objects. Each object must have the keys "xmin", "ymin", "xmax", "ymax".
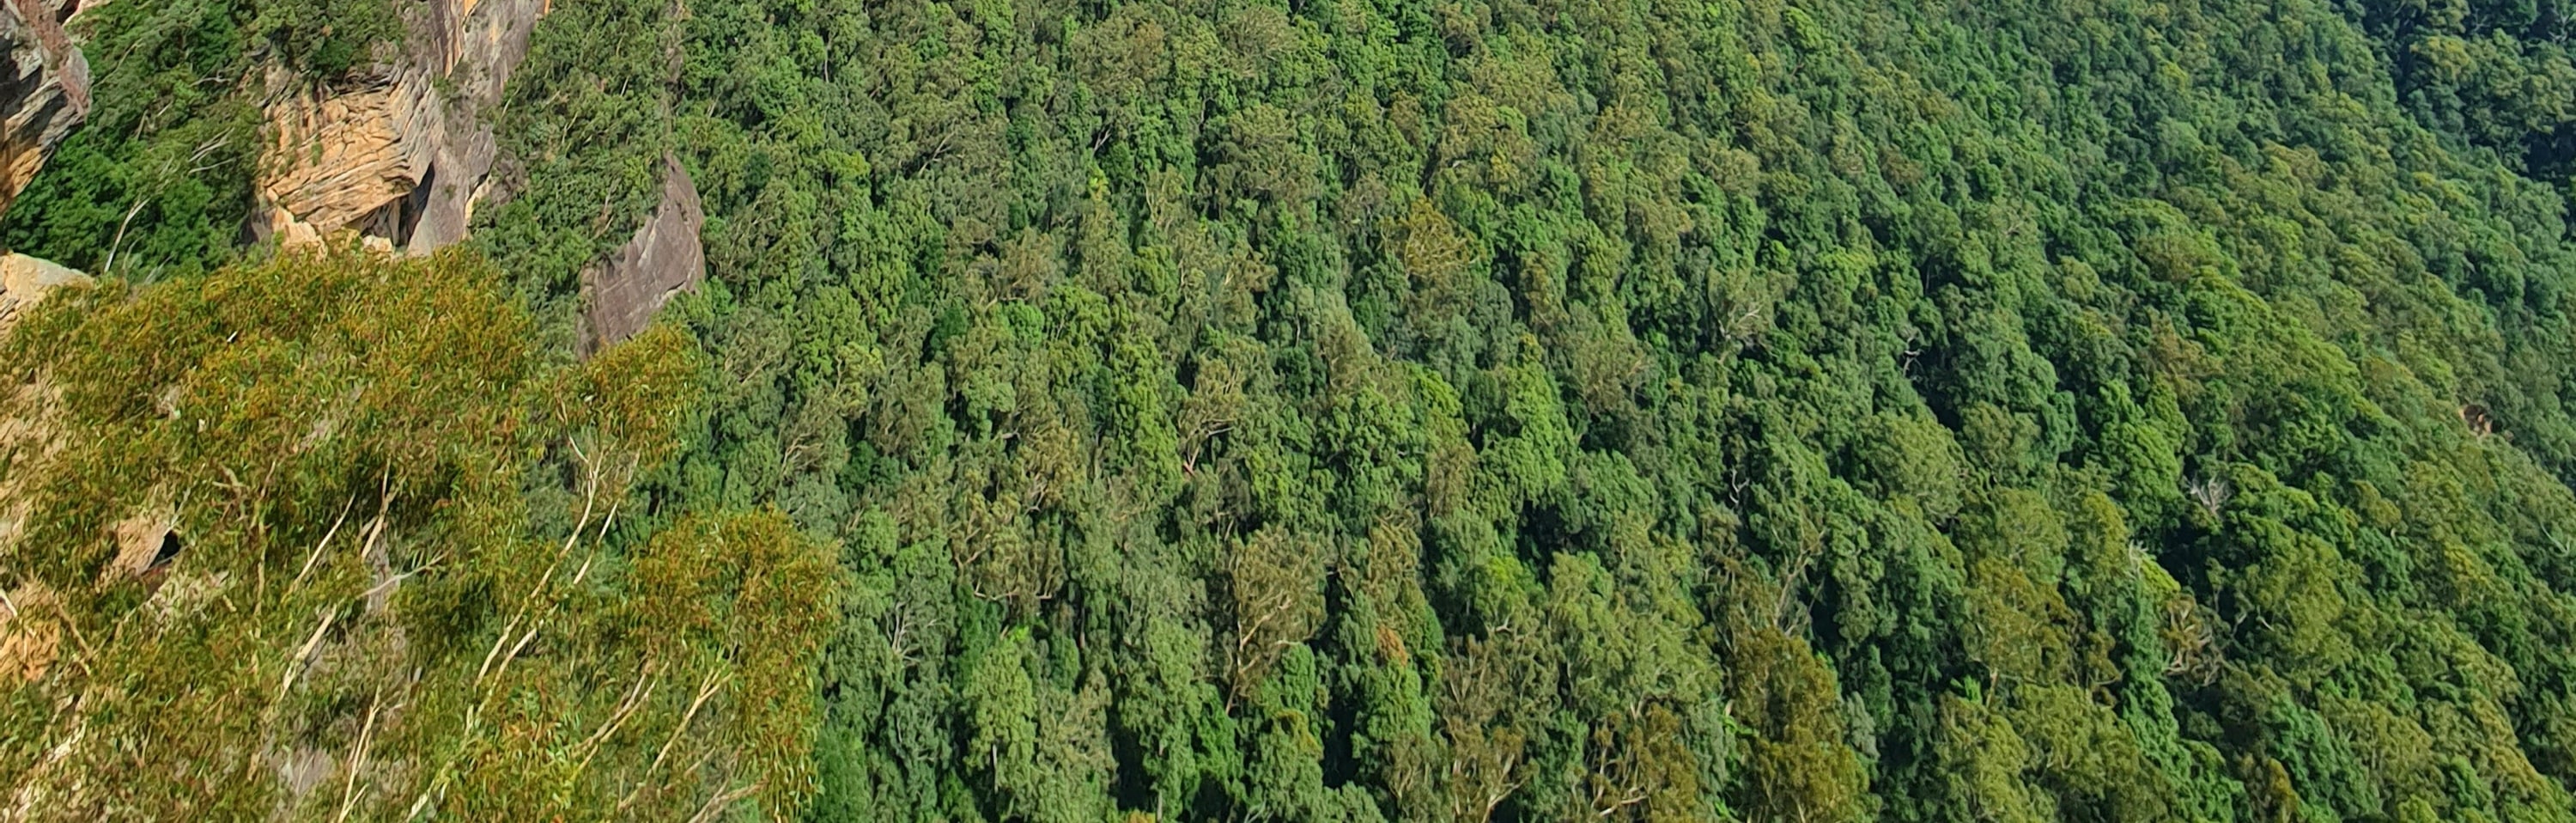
[
  {"xmin": 0, "ymin": 0, "xmax": 92, "ymax": 219},
  {"xmin": 403, "ymin": 0, "xmax": 549, "ymax": 253},
  {"xmin": 258, "ymin": 0, "xmax": 548, "ymax": 250},
  {"xmin": 261, "ymin": 79, "xmax": 441, "ymax": 237},
  {"xmin": 581, "ymin": 155, "xmax": 704, "ymax": 356}
]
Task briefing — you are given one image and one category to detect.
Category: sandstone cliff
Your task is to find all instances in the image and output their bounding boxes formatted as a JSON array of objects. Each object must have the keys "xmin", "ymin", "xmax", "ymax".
[
  {"xmin": 259, "ymin": 0, "xmax": 548, "ymax": 251},
  {"xmin": 0, "ymin": 0, "xmax": 92, "ymax": 220},
  {"xmin": 260, "ymin": 78, "xmax": 441, "ymax": 242}
]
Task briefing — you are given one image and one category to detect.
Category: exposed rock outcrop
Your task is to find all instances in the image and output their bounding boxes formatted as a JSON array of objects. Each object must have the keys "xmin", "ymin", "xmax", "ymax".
[
  {"xmin": 257, "ymin": 0, "xmax": 548, "ymax": 251},
  {"xmin": 404, "ymin": 0, "xmax": 548, "ymax": 253},
  {"xmin": 0, "ymin": 0, "xmax": 93, "ymax": 219},
  {"xmin": 580, "ymin": 155, "xmax": 703, "ymax": 356},
  {"xmin": 261, "ymin": 78, "xmax": 441, "ymax": 238},
  {"xmin": 0, "ymin": 251, "xmax": 85, "ymax": 336}
]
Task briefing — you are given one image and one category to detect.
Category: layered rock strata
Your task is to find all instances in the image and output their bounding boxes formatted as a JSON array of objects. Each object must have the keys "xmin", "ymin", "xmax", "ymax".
[
  {"xmin": 0, "ymin": 0, "xmax": 93, "ymax": 219},
  {"xmin": 258, "ymin": 0, "xmax": 548, "ymax": 251}
]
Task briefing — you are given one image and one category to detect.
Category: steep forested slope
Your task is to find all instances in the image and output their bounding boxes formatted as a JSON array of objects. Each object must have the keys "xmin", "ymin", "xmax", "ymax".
[
  {"xmin": 0, "ymin": 249, "xmax": 839, "ymax": 819},
  {"xmin": 13, "ymin": 0, "xmax": 2576, "ymax": 820}
]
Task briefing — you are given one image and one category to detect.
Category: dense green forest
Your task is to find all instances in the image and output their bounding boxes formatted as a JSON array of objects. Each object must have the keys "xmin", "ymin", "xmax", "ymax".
[{"xmin": 13, "ymin": 0, "xmax": 2576, "ymax": 819}]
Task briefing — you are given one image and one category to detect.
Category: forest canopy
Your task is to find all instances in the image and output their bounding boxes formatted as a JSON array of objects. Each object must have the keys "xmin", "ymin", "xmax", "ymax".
[{"xmin": 11, "ymin": 0, "xmax": 2576, "ymax": 820}]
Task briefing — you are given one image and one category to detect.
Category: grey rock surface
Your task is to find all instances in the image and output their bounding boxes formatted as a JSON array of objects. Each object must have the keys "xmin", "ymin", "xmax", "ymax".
[{"xmin": 581, "ymin": 154, "xmax": 704, "ymax": 357}]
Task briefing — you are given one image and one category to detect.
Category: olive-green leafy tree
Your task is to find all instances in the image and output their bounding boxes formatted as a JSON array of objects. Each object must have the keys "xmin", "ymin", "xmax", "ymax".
[{"xmin": 0, "ymin": 246, "xmax": 838, "ymax": 820}]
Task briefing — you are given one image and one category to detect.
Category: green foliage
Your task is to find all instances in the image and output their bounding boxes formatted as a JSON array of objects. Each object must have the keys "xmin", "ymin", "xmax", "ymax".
[
  {"xmin": 26, "ymin": 0, "xmax": 2576, "ymax": 816},
  {"xmin": 446, "ymin": 0, "xmax": 2576, "ymax": 815},
  {"xmin": 0, "ymin": 247, "xmax": 838, "ymax": 820},
  {"xmin": 0, "ymin": 0, "xmax": 398, "ymax": 277},
  {"xmin": 2336, "ymin": 0, "xmax": 2576, "ymax": 188}
]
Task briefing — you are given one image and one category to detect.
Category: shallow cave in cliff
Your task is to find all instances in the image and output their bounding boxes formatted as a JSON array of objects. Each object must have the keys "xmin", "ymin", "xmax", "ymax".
[{"xmin": 352, "ymin": 166, "xmax": 436, "ymax": 249}]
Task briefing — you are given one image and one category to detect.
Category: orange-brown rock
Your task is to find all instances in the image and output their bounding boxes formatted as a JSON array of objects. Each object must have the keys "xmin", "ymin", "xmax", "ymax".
[
  {"xmin": 0, "ymin": 0, "xmax": 93, "ymax": 220},
  {"xmin": 106, "ymin": 502, "xmax": 177, "ymax": 580},
  {"xmin": 260, "ymin": 78, "xmax": 441, "ymax": 237},
  {"xmin": 254, "ymin": 0, "xmax": 550, "ymax": 250},
  {"xmin": 0, "ymin": 251, "xmax": 86, "ymax": 337}
]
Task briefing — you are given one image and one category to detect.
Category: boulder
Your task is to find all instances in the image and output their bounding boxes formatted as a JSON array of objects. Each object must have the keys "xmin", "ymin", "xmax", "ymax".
[
  {"xmin": 0, "ymin": 251, "xmax": 86, "ymax": 336},
  {"xmin": 580, "ymin": 155, "xmax": 703, "ymax": 356}
]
